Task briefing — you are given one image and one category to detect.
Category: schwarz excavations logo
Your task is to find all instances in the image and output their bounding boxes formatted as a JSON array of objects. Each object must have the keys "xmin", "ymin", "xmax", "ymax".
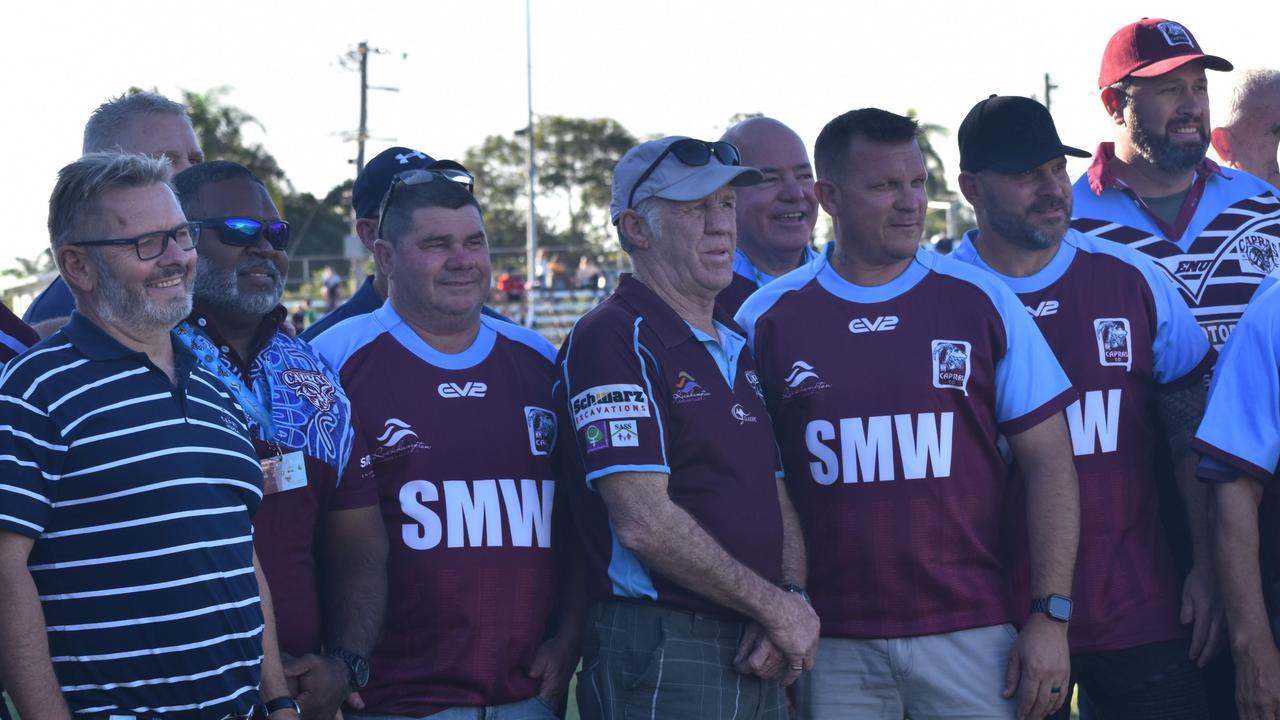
[
  {"xmin": 931, "ymin": 340, "xmax": 972, "ymax": 395},
  {"xmin": 1093, "ymin": 318, "xmax": 1132, "ymax": 371}
]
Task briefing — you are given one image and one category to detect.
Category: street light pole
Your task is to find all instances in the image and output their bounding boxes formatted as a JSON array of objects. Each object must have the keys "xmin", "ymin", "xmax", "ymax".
[{"xmin": 524, "ymin": 0, "xmax": 538, "ymax": 328}]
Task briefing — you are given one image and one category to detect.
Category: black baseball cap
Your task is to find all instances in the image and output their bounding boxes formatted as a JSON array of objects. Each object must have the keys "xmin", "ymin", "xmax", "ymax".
[
  {"xmin": 958, "ymin": 96, "xmax": 1090, "ymax": 174},
  {"xmin": 352, "ymin": 146, "xmax": 470, "ymax": 218}
]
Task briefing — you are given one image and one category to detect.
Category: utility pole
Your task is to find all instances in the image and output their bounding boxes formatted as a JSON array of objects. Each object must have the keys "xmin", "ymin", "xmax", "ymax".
[
  {"xmin": 357, "ymin": 42, "xmax": 369, "ymax": 172},
  {"xmin": 524, "ymin": 0, "xmax": 539, "ymax": 327},
  {"xmin": 340, "ymin": 42, "xmax": 400, "ymax": 176},
  {"xmin": 1044, "ymin": 72, "xmax": 1059, "ymax": 113}
]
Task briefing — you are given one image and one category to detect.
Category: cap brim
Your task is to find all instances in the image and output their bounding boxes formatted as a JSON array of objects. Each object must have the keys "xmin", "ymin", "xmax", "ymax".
[
  {"xmin": 1130, "ymin": 53, "xmax": 1233, "ymax": 78},
  {"xmin": 984, "ymin": 145, "xmax": 1092, "ymax": 174},
  {"xmin": 652, "ymin": 166, "xmax": 764, "ymax": 202}
]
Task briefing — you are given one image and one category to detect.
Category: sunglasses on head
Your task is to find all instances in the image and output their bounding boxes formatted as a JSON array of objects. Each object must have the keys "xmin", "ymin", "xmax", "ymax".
[
  {"xmin": 376, "ymin": 167, "xmax": 477, "ymax": 239},
  {"xmin": 626, "ymin": 139, "xmax": 742, "ymax": 211},
  {"xmin": 197, "ymin": 217, "xmax": 291, "ymax": 251}
]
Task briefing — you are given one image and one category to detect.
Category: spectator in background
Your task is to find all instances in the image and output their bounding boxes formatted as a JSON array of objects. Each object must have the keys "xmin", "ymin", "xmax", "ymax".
[
  {"xmin": 1211, "ymin": 68, "xmax": 1280, "ymax": 188},
  {"xmin": 25, "ymin": 92, "xmax": 204, "ymax": 330},
  {"xmin": 321, "ymin": 266, "xmax": 342, "ymax": 311}
]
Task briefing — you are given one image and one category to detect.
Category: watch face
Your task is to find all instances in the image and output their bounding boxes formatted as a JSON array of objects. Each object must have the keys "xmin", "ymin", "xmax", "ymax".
[
  {"xmin": 1046, "ymin": 595, "xmax": 1073, "ymax": 621},
  {"xmin": 353, "ymin": 656, "xmax": 370, "ymax": 687}
]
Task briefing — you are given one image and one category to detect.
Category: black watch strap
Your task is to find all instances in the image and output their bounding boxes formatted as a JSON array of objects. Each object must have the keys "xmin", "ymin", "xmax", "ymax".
[
  {"xmin": 263, "ymin": 697, "xmax": 299, "ymax": 716},
  {"xmin": 780, "ymin": 583, "xmax": 811, "ymax": 605},
  {"xmin": 327, "ymin": 646, "xmax": 370, "ymax": 690}
]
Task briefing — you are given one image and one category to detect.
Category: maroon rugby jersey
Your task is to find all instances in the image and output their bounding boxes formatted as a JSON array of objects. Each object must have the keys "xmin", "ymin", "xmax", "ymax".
[
  {"xmin": 953, "ymin": 230, "xmax": 1214, "ymax": 653},
  {"xmin": 311, "ymin": 302, "xmax": 560, "ymax": 716},
  {"xmin": 736, "ymin": 247, "xmax": 1073, "ymax": 639},
  {"xmin": 556, "ymin": 274, "xmax": 783, "ymax": 615}
]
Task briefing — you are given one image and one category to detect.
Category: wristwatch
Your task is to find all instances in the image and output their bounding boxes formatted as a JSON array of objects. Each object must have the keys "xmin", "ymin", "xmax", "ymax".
[
  {"xmin": 326, "ymin": 646, "xmax": 370, "ymax": 690},
  {"xmin": 1029, "ymin": 594, "xmax": 1073, "ymax": 622},
  {"xmin": 263, "ymin": 697, "xmax": 300, "ymax": 717},
  {"xmin": 780, "ymin": 583, "xmax": 811, "ymax": 605}
]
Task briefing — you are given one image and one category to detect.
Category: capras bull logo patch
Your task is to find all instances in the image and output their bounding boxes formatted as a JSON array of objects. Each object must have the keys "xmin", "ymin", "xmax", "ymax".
[
  {"xmin": 931, "ymin": 340, "xmax": 972, "ymax": 396},
  {"xmin": 1094, "ymin": 318, "xmax": 1132, "ymax": 372}
]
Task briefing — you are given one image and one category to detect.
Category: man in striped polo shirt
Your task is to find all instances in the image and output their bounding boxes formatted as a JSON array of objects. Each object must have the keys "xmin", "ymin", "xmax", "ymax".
[{"xmin": 0, "ymin": 153, "xmax": 296, "ymax": 720}]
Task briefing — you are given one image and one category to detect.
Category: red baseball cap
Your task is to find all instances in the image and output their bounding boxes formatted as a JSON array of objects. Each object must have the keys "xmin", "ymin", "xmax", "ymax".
[{"xmin": 1098, "ymin": 18, "xmax": 1232, "ymax": 88}]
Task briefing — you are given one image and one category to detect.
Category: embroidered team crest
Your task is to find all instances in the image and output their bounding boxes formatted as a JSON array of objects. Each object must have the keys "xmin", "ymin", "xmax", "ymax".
[
  {"xmin": 1239, "ymin": 234, "xmax": 1280, "ymax": 275},
  {"xmin": 280, "ymin": 368, "xmax": 337, "ymax": 413},
  {"xmin": 1156, "ymin": 22, "xmax": 1194, "ymax": 48},
  {"xmin": 524, "ymin": 406, "xmax": 557, "ymax": 456},
  {"xmin": 931, "ymin": 340, "xmax": 972, "ymax": 396},
  {"xmin": 1094, "ymin": 318, "xmax": 1133, "ymax": 371}
]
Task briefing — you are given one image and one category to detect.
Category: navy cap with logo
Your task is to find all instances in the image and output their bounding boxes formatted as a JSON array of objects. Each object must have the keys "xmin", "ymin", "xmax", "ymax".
[
  {"xmin": 1098, "ymin": 18, "xmax": 1232, "ymax": 88},
  {"xmin": 352, "ymin": 147, "xmax": 470, "ymax": 219},
  {"xmin": 959, "ymin": 95, "xmax": 1091, "ymax": 174}
]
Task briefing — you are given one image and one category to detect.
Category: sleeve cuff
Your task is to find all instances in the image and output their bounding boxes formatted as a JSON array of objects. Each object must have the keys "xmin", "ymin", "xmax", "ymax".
[
  {"xmin": 999, "ymin": 387, "xmax": 1077, "ymax": 436},
  {"xmin": 1192, "ymin": 438, "xmax": 1274, "ymax": 483}
]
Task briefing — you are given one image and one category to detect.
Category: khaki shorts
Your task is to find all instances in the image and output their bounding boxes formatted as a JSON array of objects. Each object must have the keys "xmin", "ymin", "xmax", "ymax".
[{"xmin": 796, "ymin": 624, "xmax": 1019, "ymax": 720}]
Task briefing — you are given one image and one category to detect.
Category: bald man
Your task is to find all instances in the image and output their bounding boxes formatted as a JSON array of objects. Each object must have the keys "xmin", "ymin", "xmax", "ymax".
[
  {"xmin": 1212, "ymin": 68, "xmax": 1280, "ymax": 188},
  {"xmin": 716, "ymin": 118, "xmax": 820, "ymax": 315}
]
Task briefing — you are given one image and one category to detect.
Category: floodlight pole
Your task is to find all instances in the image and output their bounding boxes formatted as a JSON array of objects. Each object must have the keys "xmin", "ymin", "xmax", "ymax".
[{"xmin": 524, "ymin": 0, "xmax": 539, "ymax": 327}]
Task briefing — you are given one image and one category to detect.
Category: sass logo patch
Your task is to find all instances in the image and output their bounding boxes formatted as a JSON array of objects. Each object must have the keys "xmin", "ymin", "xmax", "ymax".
[
  {"xmin": 672, "ymin": 371, "xmax": 711, "ymax": 404},
  {"xmin": 1238, "ymin": 234, "xmax": 1280, "ymax": 275},
  {"xmin": 1157, "ymin": 21, "xmax": 1194, "ymax": 48},
  {"xmin": 1094, "ymin": 318, "xmax": 1132, "ymax": 371},
  {"xmin": 280, "ymin": 368, "xmax": 338, "ymax": 412},
  {"xmin": 730, "ymin": 403, "xmax": 758, "ymax": 424},
  {"xmin": 570, "ymin": 384, "xmax": 651, "ymax": 429},
  {"xmin": 524, "ymin": 406, "xmax": 557, "ymax": 456},
  {"xmin": 583, "ymin": 421, "xmax": 609, "ymax": 453},
  {"xmin": 931, "ymin": 340, "xmax": 972, "ymax": 396},
  {"xmin": 608, "ymin": 420, "xmax": 639, "ymax": 447}
]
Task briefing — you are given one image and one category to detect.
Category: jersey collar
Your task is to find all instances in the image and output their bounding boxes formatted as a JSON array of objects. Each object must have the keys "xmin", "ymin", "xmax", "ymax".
[
  {"xmin": 614, "ymin": 274, "xmax": 741, "ymax": 349},
  {"xmin": 1085, "ymin": 141, "xmax": 1224, "ymax": 197}
]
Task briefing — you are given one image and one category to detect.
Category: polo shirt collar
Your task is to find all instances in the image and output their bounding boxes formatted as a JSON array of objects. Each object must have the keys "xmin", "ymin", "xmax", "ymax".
[
  {"xmin": 186, "ymin": 306, "xmax": 288, "ymax": 374},
  {"xmin": 60, "ymin": 311, "xmax": 159, "ymax": 361},
  {"xmin": 613, "ymin": 274, "xmax": 741, "ymax": 349},
  {"xmin": 1085, "ymin": 141, "xmax": 1225, "ymax": 197}
]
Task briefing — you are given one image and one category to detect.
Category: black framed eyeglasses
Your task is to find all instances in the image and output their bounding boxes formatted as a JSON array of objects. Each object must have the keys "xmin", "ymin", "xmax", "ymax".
[
  {"xmin": 195, "ymin": 217, "xmax": 291, "ymax": 251},
  {"xmin": 71, "ymin": 222, "xmax": 201, "ymax": 261},
  {"xmin": 626, "ymin": 139, "xmax": 742, "ymax": 211},
  {"xmin": 376, "ymin": 167, "xmax": 477, "ymax": 239}
]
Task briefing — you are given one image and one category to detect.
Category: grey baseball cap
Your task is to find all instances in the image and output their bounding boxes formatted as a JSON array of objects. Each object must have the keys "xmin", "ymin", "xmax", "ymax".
[{"xmin": 610, "ymin": 136, "xmax": 764, "ymax": 224}]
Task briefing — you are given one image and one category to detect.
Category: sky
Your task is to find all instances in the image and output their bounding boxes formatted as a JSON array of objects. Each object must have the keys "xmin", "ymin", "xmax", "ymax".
[{"xmin": 3, "ymin": 0, "xmax": 1276, "ymax": 266}]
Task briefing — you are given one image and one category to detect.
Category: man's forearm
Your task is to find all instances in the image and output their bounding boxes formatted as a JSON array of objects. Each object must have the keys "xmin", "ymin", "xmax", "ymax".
[
  {"xmin": 1211, "ymin": 477, "xmax": 1272, "ymax": 654},
  {"xmin": 322, "ymin": 507, "xmax": 388, "ymax": 656},
  {"xmin": 776, "ymin": 479, "xmax": 807, "ymax": 586},
  {"xmin": 600, "ymin": 472, "xmax": 783, "ymax": 624},
  {"xmin": 0, "ymin": 535, "xmax": 69, "ymax": 720},
  {"xmin": 254, "ymin": 553, "xmax": 291, "ymax": 704},
  {"xmin": 1010, "ymin": 415, "xmax": 1079, "ymax": 596}
]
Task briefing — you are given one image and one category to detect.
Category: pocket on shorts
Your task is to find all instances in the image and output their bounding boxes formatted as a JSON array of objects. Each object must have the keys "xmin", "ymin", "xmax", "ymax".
[{"xmin": 619, "ymin": 616, "xmax": 669, "ymax": 693}]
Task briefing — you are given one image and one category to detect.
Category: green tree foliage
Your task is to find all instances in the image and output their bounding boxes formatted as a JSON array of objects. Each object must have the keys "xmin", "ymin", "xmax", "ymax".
[
  {"xmin": 178, "ymin": 88, "xmax": 351, "ymax": 262},
  {"xmin": 182, "ymin": 87, "xmax": 291, "ymax": 199},
  {"xmin": 463, "ymin": 115, "xmax": 637, "ymax": 257}
]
